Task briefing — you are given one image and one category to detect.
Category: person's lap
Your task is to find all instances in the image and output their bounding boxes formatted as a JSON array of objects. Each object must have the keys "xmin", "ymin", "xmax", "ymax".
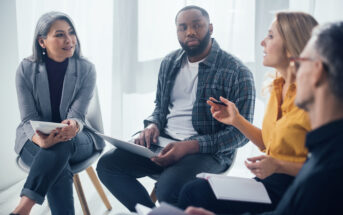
[
  {"xmin": 19, "ymin": 130, "xmax": 94, "ymax": 213},
  {"xmin": 97, "ymin": 148, "xmax": 228, "ymax": 205},
  {"xmin": 20, "ymin": 130, "xmax": 94, "ymax": 166},
  {"xmin": 178, "ymin": 173, "xmax": 294, "ymax": 214},
  {"xmin": 178, "ymin": 178, "xmax": 274, "ymax": 214},
  {"xmin": 155, "ymin": 153, "xmax": 228, "ymax": 203}
]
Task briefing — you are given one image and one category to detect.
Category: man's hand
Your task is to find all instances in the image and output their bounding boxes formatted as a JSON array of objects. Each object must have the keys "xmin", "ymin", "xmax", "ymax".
[
  {"xmin": 134, "ymin": 123, "xmax": 160, "ymax": 148},
  {"xmin": 245, "ymin": 155, "xmax": 280, "ymax": 179},
  {"xmin": 185, "ymin": 206, "xmax": 215, "ymax": 215},
  {"xmin": 33, "ymin": 129, "xmax": 65, "ymax": 148},
  {"xmin": 151, "ymin": 140, "xmax": 199, "ymax": 167}
]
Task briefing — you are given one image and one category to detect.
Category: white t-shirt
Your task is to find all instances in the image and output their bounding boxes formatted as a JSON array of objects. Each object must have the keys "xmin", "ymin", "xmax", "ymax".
[{"xmin": 164, "ymin": 58, "xmax": 203, "ymax": 140}]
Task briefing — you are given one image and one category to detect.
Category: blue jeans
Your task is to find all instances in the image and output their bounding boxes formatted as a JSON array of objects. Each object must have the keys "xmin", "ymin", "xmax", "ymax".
[
  {"xmin": 20, "ymin": 131, "xmax": 94, "ymax": 215},
  {"xmin": 178, "ymin": 174, "xmax": 294, "ymax": 214},
  {"xmin": 96, "ymin": 148, "xmax": 228, "ymax": 212}
]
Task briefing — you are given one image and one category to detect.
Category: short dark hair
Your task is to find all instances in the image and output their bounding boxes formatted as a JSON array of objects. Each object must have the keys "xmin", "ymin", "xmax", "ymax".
[
  {"xmin": 30, "ymin": 11, "xmax": 82, "ymax": 62},
  {"xmin": 313, "ymin": 21, "xmax": 343, "ymax": 101},
  {"xmin": 175, "ymin": 5, "xmax": 210, "ymax": 24}
]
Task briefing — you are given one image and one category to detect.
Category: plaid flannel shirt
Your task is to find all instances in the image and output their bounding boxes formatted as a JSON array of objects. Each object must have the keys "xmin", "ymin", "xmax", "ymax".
[{"xmin": 144, "ymin": 39, "xmax": 255, "ymax": 165}]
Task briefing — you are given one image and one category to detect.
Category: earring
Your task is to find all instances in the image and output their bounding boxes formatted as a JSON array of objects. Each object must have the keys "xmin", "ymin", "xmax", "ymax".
[{"xmin": 42, "ymin": 49, "xmax": 46, "ymax": 55}]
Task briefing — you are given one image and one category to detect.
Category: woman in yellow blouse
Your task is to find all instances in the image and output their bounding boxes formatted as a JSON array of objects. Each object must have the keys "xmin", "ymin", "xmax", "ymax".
[{"xmin": 178, "ymin": 12, "xmax": 318, "ymax": 214}]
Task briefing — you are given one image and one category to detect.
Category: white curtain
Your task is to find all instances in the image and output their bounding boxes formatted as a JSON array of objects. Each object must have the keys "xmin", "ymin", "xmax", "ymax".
[
  {"xmin": 289, "ymin": 0, "xmax": 343, "ymax": 23},
  {"xmin": 138, "ymin": 0, "xmax": 255, "ymax": 62}
]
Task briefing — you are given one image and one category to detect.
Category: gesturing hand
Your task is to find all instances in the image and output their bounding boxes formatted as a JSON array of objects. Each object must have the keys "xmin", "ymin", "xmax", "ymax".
[
  {"xmin": 245, "ymin": 155, "xmax": 279, "ymax": 179},
  {"xmin": 207, "ymin": 96, "xmax": 240, "ymax": 126},
  {"xmin": 134, "ymin": 123, "xmax": 160, "ymax": 148}
]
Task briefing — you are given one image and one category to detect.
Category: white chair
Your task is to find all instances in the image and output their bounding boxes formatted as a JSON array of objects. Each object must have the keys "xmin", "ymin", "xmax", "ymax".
[{"xmin": 16, "ymin": 89, "xmax": 112, "ymax": 215}]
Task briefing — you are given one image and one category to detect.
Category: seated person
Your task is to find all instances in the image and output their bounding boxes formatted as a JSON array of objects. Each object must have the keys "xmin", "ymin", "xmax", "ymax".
[
  {"xmin": 11, "ymin": 12, "xmax": 104, "ymax": 215},
  {"xmin": 184, "ymin": 20, "xmax": 343, "ymax": 215},
  {"xmin": 96, "ymin": 5, "xmax": 255, "ymax": 212},
  {"xmin": 178, "ymin": 12, "xmax": 318, "ymax": 214}
]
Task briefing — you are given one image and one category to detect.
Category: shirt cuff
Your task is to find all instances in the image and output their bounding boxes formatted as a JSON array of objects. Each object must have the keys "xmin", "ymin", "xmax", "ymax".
[{"xmin": 187, "ymin": 135, "xmax": 208, "ymax": 153}]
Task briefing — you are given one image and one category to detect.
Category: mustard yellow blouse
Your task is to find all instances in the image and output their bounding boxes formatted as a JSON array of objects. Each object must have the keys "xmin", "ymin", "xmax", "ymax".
[{"xmin": 261, "ymin": 77, "xmax": 311, "ymax": 163}]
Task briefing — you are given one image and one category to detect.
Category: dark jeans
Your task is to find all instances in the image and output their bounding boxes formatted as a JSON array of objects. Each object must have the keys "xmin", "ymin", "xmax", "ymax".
[
  {"xmin": 20, "ymin": 131, "xmax": 94, "ymax": 215},
  {"xmin": 178, "ymin": 174, "xmax": 294, "ymax": 214},
  {"xmin": 96, "ymin": 148, "xmax": 228, "ymax": 212}
]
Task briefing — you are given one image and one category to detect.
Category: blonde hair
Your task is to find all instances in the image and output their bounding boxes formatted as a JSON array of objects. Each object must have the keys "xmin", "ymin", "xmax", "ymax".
[
  {"xmin": 276, "ymin": 11, "xmax": 318, "ymax": 58},
  {"xmin": 263, "ymin": 12, "xmax": 318, "ymax": 94}
]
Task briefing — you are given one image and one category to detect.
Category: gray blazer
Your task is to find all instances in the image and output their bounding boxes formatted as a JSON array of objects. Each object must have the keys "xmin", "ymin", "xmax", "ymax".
[{"xmin": 15, "ymin": 57, "xmax": 105, "ymax": 154}]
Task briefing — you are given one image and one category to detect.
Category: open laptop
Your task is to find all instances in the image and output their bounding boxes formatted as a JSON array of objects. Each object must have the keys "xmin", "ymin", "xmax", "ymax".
[{"xmin": 95, "ymin": 132, "xmax": 175, "ymax": 158}]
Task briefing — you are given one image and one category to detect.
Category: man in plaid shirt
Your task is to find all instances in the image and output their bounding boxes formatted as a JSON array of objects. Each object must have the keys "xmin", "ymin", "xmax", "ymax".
[{"xmin": 96, "ymin": 5, "xmax": 255, "ymax": 212}]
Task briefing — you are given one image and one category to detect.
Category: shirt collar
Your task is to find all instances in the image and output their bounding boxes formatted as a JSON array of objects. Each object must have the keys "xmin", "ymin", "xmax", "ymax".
[
  {"xmin": 273, "ymin": 77, "xmax": 296, "ymax": 92},
  {"xmin": 306, "ymin": 119, "xmax": 343, "ymax": 151},
  {"xmin": 272, "ymin": 77, "xmax": 297, "ymax": 113}
]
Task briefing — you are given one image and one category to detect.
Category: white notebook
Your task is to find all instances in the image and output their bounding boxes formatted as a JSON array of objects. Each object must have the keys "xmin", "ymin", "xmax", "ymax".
[
  {"xmin": 197, "ymin": 173, "xmax": 271, "ymax": 204},
  {"xmin": 30, "ymin": 120, "xmax": 68, "ymax": 134}
]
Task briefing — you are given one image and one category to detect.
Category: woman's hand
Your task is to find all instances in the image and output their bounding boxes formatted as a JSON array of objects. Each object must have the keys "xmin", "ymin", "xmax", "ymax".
[
  {"xmin": 32, "ymin": 119, "xmax": 79, "ymax": 148},
  {"xmin": 245, "ymin": 155, "xmax": 280, "ymax": 179},
  {"xmin": 33, "ymin": 129, "xmax": 65, "ymax": 148},
  {"xmin": 207, "ymin": 96, "xmax": 241, "ymax": 126},
  {"xmin": 60, "ymin": 119, "xmax": 79, "ymax": 140}
]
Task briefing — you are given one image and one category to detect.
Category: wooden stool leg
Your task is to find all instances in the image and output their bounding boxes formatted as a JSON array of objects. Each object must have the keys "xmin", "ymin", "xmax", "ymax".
[
  {"xmin": 73, "ymin": 174, "xmax": 91, "ymax": 215},
  {"xmin": 86, "ymin": 166, "xmax": 112, "ymax": 210},
  {"xmin": 150, "ymin": 187, "xmax": 157, "ymax": 203}
]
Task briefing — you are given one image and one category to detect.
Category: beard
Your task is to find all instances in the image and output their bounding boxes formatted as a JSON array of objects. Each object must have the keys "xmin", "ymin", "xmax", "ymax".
[{"xmin": 179, "ymin": 29, "xmax": 211, "ymax": 57}]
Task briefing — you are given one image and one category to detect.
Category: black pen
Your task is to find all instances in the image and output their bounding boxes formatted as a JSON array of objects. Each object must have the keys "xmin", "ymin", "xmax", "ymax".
[{"xmin": 200, "ymin": 98, "xmax": 227, "ymax": 106}]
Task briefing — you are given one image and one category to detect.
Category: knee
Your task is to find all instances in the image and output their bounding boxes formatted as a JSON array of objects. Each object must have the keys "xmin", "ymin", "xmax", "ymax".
[
  {"xmin": 178, "ymin": 179, "xmax": 210, "ymax": 209},
  {"xmin": 38, "ymin": 142, "xmax": 72, "ymax": 168},
  {"xmin": 96, "ymin": 154, "xmax": 109, "ymax": 172},
  {"xmin": 96, "ymin": 150, "xmax": 123, "ymax": 181},
  {"xmin": 96, "ymin": 154, "xmax": 111, "ymax": 180},
  {"xmin": 155, "ymin": 183, "xmax": 177, "ymax": 204},
  {"xmin": 46, "ymin": 141, "xmax": 72, "ymax": 159},
  {"xmin": 155, "ymin": 178, "xmax": 183, "ymax": 204},
  {"xmin": 96, "ymin": 150, "xmax": 117, "ymax": 170}
]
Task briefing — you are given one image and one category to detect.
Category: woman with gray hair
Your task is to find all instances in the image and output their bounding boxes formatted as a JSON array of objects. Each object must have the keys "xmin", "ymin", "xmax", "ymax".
[{"xmin": 11, "ymin": 11, "xmax": 104, "ymax": 215}]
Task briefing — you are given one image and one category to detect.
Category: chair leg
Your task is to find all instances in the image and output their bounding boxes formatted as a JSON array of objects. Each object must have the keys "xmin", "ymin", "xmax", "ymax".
[
  {"xmin": 73, "ymin": 174, "xmax": 91, "ymax": 215},
  {"xmin": 86, "ymin": 166, "xmax": 112, "ymax": 210},
  {"xmin": 150, "ymin": 187, "xmax": 157, "ymax": 203}
]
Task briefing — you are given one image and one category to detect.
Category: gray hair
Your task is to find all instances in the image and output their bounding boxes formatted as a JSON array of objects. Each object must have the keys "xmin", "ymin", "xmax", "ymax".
[
  {"xmin": 30, "ymin": 11, "xmax": 81, "ymax": 62},
  {"xmin": 313, "ymin": 21, "xmax": 343, "ymax": 101}
]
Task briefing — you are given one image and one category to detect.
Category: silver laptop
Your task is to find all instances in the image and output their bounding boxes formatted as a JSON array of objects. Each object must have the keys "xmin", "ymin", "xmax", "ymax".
[{"xmin": 96, "ymin": 132, "xmax": 175, "ymax": 158}]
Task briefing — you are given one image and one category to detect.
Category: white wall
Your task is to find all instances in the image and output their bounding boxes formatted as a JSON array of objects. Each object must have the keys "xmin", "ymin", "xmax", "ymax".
[{"xmin": 0, "ymin": 0, "xmax": 26, "ymax": 191}]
